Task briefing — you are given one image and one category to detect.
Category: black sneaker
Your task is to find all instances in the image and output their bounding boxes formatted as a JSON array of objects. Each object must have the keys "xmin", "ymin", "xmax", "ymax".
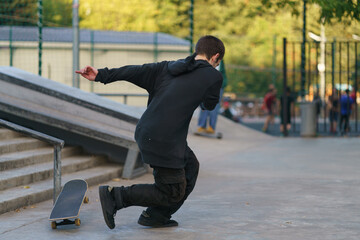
[
  {"xmin": 99, "ymin": 186, "xmax": 117, "ymax": 229},
  {"xmin": 138, "ymin": 210, "xmax": 178, "ymax": 228}
]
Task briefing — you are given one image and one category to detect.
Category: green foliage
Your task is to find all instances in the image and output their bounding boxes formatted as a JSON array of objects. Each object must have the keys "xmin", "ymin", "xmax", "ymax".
[
  {"xmin": 226, "ymin": 66, "xmax": 275, "ymax": 97},
  {"xmin": 257, "ymin": 0, "xmax": 360, "ymax": 24},
  {"xmin": 0, "ymin": 0, "xmax": 72, "ymax": 27},
  {"xmin": 0, "ymin": 0, "xmax": 37, "ymax": 26},
  {"xmin": 79, "ymin": 0, "xmax": 159, "ymax": 31},
  {"xmin": 43, "ymin": 0, "xmax": 72, "ymax": 27}
]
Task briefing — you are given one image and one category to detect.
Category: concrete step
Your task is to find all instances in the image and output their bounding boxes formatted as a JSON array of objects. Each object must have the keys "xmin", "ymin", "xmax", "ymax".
[
  {"xmin": 0, "ymin": 128, "xmax": 23, "ymax": 140},
  {"xmin": 0, "ymin": 164, "xmax": 123, "ymax": 214},
  {"xmin": 0, "ymin": 146, "xmax": 81, "ymax": 171},
  {"xmin": 0, "ymin": 137, "xmax": 50, "ymax": 155},
  {"xmin": 0, "ymin": 154, "xmax": 106, "ymax": 191}
]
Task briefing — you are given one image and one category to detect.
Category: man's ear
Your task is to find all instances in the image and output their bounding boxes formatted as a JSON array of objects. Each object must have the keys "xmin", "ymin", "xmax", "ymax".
[{"xmin": 212, "ymin": 53, "xmax": 220, "ymax": 62}]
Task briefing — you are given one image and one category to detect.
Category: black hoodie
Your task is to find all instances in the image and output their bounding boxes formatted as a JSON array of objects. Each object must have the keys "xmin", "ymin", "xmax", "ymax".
[{"xmin": 95, "ymin": 54, "xmax": 223, "ymax": 168}]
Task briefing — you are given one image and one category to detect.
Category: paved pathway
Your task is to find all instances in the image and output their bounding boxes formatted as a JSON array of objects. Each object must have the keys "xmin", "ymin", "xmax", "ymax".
[
  {"xmin": 1, "ymin": 116, "xmax": 359, "ymax": 240},
  {"xmin": 241, "ymin": 116, "xmax": 360, "ymax": 137}
]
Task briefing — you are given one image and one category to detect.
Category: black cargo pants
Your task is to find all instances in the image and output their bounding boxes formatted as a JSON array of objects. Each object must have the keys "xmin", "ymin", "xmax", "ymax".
[{"xmin": 112, "ymin": 146, "xmax": 200, "ymax": 221}]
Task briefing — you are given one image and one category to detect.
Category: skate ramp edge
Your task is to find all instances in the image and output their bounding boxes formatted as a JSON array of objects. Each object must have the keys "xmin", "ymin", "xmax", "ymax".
[{"xmin": 0, "ymin": 66, "xmax": 143, "ymax": 165}]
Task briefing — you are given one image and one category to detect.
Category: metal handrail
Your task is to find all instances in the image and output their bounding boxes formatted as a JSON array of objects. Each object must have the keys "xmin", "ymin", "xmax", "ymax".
[
  {"xmin": 96, "ymin": 93, "xmax": 148, "ymax": 105},
  {"xmin": 0, "ymin": 119, "xmax": 64, "ymax": 203}
]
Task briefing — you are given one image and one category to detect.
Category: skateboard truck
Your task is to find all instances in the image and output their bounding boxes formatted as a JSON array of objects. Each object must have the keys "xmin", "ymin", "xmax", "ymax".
[{"xmin": 51, "ymin": 219, "xmax": 81, "ymax": 229}]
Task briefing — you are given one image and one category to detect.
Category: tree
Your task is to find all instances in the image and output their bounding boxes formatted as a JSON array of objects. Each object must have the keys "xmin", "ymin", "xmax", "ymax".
[
  {"xmin": 0, "ymin": 0, "xmax": 37, "ymax": 26},
  {"xmin": 43, "ymin": 0, "xmax": 72, "ymax": 27},
  {"xmin": 0, "ymin": 0, "xmax": 73, "ymax": 27},
  {"xmin": 79, "ymin": 0, "xmax": 159, "ymax": 32},
  {"xmin": 255, "ymin": 0, "xmax": 360, "ymax": 24}
]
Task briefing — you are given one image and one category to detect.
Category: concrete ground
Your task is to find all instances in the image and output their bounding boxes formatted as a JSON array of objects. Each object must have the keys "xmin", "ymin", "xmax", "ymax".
[
  {"xmin": 1, "ymin": 116, "xmax": 360, "ymax": 240},
  {"xmin": 241, "ymin": 116, "xmax": 360, "ymax": 137}
]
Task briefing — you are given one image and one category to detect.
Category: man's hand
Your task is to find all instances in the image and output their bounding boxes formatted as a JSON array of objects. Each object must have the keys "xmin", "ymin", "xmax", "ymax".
[{"xmin": 75, "ymin": 66, "xmax": 98, "ymax": 81}]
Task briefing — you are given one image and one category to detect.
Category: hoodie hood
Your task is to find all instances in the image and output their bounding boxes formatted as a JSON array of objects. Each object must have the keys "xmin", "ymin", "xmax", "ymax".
[{"xmin": 168, "ymin": 53, "xmax": 211, "ymax": 76}]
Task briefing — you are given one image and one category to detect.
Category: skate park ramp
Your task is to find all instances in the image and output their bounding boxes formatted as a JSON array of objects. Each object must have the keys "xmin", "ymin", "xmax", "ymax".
[{"xmin": 0, "ymin": 66, "xmax": 144, "ymax": 163}]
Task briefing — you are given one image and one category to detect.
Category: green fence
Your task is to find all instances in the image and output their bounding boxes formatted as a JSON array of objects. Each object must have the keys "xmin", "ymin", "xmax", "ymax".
[{"xmin": 0, "ymin": 0, "xmax": 189, "ymax": 106}]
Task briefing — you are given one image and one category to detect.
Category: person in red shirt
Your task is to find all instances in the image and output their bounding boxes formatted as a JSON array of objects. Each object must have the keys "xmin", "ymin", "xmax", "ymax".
[{"xmin": 262, "ymin": 87, "xmax": 277, "ymax": 132}]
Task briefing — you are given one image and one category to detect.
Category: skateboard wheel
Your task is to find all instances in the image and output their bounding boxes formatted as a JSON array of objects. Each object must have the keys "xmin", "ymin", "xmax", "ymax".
[
  {"xmin": 75, "ymin": 218, "xmax": 81, "ymax": 226},
  {"xmin": 83, "ymin": 196, "xmax": 89, "ymax": 203},
  {"xmin": 51, "ymin": 221, "xmax": 57, "ymax": 229}
]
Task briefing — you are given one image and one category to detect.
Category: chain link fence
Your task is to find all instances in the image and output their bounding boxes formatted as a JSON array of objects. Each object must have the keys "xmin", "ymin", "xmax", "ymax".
[{"xmin": 0, "ymin": 0, "xmax": 190, "ymax": 106}]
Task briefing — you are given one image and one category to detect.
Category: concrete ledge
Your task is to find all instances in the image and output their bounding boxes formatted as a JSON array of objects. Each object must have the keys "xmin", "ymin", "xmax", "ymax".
[{"xmin": 0, "ymin": 66, "xmax": 142, "ymax": 123}]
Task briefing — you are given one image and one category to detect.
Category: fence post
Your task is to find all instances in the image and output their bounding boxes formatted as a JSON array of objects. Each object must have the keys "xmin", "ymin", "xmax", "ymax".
[
  {"xmin": 300, "ymin": 0, "xmax": 307, "ymax": 101},
  {"xmin": 339, "ymin": 42, "xmax": 342, "ymax": 95},
  {"xmin": 9, "ymin": 26, "xmax": 13, "ymax": 66},
  {"xmin": 154, "ymin": 32, "xmax": 158, "ymax": 62},
  {"xmin": 331, "ymin": 41, "xmax": 335, "ymax": 94},
  {"xmin": 283, "ymin": 38, "xmax": 288, "ymax": 137},
  {"xmin": 307, "ymin": 41, "xmax": 311, "ymax": 95},
  {"xmin": 323, "ymin": 43, "xmax": 327, "ymax": 132},
  {"xmin": 37, "ymin": 0, "xmax": 43, "ymax": 76},
  {"xmin": 72, "ymin": 0, "xmax": 80, "ymax": 88},
  {"xmin": 292, "ymin": 42, "xmax": 296, "ymax": 132},
  {"xmin": 189, "ymin": 0, "xmax": 194, "ymax": 54},
  {"xmin": 355, "ymin": 42, "xmax": 358, "ymax": 132}
]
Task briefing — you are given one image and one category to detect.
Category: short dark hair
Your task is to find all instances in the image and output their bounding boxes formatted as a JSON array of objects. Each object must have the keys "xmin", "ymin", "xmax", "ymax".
[{"xmin": 195, "ymin": 35, "xmax": 225, "ymax": 61}]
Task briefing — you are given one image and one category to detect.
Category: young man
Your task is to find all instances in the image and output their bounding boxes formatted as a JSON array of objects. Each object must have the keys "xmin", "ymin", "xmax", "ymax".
[
  {"xmin": 76, "ymin": 35, "xmax": 225, "ymax": 229},
  {"xmin": 339, "ymin": 89, "xmax": 354, "ymax": 135},
  {"xmin": 280, "ymin": 87, "xmax": 294, "ymax": 134}
]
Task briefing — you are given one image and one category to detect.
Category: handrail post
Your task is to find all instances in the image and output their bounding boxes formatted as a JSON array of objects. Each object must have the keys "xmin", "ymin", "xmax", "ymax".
[{"xmin": 53, "ymin": 145, "xmax": 62, "ymax": 203}]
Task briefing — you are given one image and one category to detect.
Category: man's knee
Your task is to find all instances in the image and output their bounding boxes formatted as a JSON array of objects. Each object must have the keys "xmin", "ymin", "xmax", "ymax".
[
  {"xmin": 167, "ymin": 181, "xmax": 186, "ymax": 204},
  {"xmin": 153, "ymin": 167, "xmax": 186, "ymax": 205}
]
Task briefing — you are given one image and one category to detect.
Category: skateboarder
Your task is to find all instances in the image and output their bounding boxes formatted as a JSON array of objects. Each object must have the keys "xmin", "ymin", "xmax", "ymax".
[{"xmin": 76, "ymin": 35, "xmax": 225, "ymax": 229}]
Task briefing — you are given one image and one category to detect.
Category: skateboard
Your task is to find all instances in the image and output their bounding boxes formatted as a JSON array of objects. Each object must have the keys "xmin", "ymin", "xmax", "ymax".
[
  {"xmin": 49, "ymin": 179, "xmax": 89, "ymax": 229},
  {"xmin": 194, "ymin": 131, "xmax": 223, "ymax": 139}
]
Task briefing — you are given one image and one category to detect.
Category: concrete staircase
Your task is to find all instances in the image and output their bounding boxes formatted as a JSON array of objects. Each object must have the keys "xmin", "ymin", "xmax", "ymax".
[{"xmin": 0, "ymin": 127, "xmax": 123, "ymax": 215}]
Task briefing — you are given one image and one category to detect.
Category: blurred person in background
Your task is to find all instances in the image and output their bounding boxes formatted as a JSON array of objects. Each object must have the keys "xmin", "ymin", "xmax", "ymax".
[
  {"xmin": 197, "ymin": 60, "xmax": 228, "ymax": 134},
  {"xmin": 339, "ymin": 89, "xmax": 354, "ymax": 135},
  {"xmin": 262, "ymin": 85, "xmax": 277, "ymax": 132}
]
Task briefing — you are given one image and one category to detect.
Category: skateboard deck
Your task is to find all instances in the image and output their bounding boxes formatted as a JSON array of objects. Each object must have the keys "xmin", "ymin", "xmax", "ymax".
[
  {"xmin": 194, "ymin": 131, "xmax": 223, "ymax": 139},
  {"xmin": 49, "ymin": 179, "xmax": 88, "ymax": 229}
]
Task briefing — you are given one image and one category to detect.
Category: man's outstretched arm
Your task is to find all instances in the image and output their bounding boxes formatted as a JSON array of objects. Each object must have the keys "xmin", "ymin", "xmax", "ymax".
[{"xmin": 76, "ymin": 62, "xmax": 166, "ymax": 93}]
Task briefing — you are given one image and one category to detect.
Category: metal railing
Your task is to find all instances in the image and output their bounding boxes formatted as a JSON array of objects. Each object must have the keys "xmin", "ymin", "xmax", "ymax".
[
  {"xmin": 0, "ymin": 119, "xmax": 64, "ymax": 203},
  {"xmin": 96, "ymin": 93, "xmax": 148, "ymax": 105}
]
